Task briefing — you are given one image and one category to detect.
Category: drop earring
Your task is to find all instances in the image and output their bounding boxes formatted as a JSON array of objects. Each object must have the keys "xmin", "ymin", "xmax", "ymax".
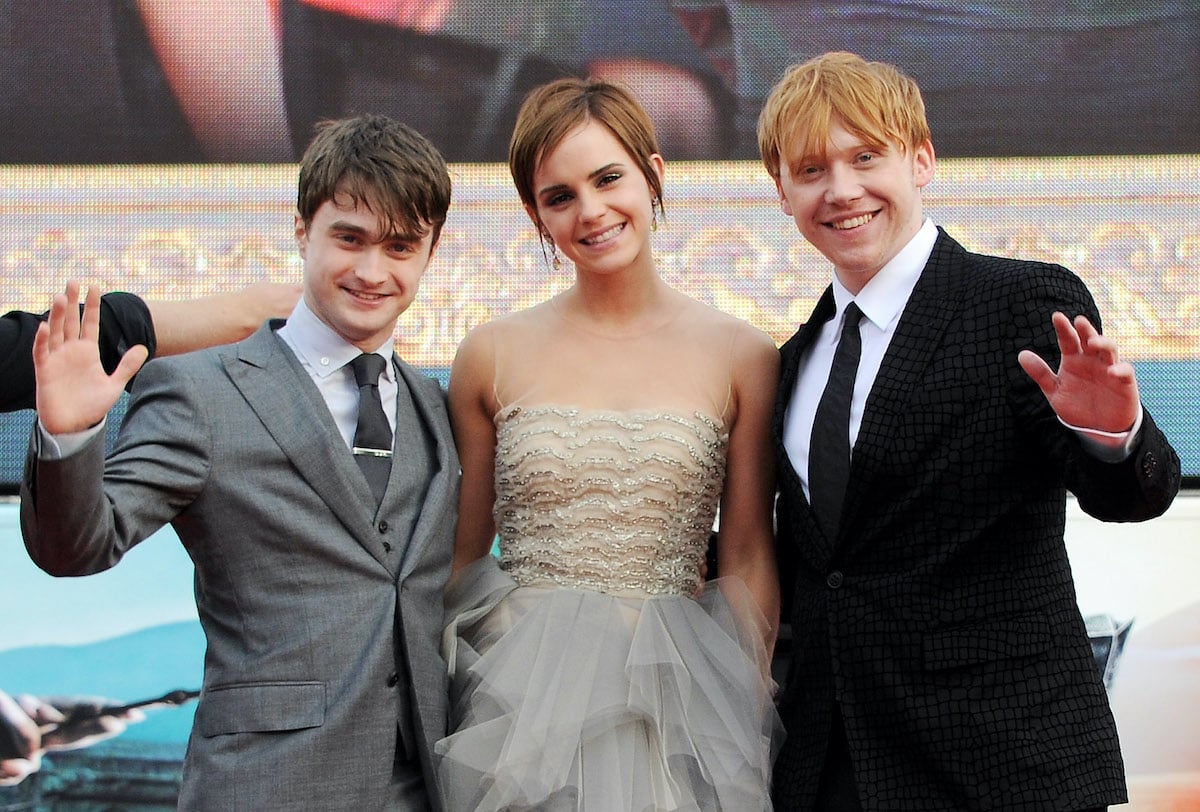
[
  {"xmin": 540, "ymin": 228, "xmax": 562, "ymax": 271},
  {"xmin": 651, "ymin": 199, "xmax": 659, "ymax": 232}
]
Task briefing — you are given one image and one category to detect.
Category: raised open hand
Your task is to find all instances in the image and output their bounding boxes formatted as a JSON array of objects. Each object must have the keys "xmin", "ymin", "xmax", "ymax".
[
  {"xmin": 33, "ymin": 281, "xmax": 149, "ymax": 434},
  {"xmin": 1017, "ymin": 312, "xmax": 1140, "ymax": 434}
]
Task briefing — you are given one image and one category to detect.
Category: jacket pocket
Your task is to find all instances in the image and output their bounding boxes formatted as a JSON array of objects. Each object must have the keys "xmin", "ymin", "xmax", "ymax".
[
  {"xmin": 196, "ymin": 681, "xmax": 325, "ymax": 737},
  {"xmin": 922, "ymin": 612, "xmax": 1052, "ymax": 671}
]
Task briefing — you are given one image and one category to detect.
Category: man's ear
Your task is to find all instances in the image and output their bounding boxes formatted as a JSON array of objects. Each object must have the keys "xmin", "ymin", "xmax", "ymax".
[
  {"xmin": 294, "ymin": 213, "xmax": 308, "ymax": 258},
  {"xmin": 913, "ymin": 139, "xmax": 936, "ymax": 188}
]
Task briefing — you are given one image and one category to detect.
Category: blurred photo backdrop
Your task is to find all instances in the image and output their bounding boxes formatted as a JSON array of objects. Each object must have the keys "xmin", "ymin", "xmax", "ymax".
[{"xmin": 1, "ymin": 2, "xmax": 1197, "ymax": 808}]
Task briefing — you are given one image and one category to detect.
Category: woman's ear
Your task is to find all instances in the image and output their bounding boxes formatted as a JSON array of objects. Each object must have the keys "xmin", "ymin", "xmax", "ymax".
[{"xmin": 524, "ymin": 205, "xmax": 553, "ymax": 246}]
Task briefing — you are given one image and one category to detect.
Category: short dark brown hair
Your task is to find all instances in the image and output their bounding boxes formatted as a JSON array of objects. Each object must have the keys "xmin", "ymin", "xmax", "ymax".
[{"xmin": 297, "ymin": 114, "xmax": 452, "ymax": 245}]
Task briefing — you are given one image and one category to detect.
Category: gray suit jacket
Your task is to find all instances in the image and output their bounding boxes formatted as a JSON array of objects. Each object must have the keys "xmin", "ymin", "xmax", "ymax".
[{"xmin": 21, "ymin": 321, "xmax": 459, "ymax": 810}]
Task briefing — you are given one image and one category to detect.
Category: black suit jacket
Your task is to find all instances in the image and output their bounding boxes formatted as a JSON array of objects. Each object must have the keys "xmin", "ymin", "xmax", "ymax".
[{"xmin": 771, "ymin": 230, "xmax": 1181, "ymax": 811}]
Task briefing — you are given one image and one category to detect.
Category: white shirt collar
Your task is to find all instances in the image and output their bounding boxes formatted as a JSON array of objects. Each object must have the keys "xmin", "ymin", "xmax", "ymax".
[
  {"xmin": 278, "ymin": 298, "xmax": 394, "ymax": 381},
  {"xmin": 831, "ymin": 218, "xmax": 938, "ymax": 333}
]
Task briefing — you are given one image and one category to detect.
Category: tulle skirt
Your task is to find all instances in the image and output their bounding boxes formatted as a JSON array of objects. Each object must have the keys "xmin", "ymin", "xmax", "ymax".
[{"xmin": 434, "ymin": 556, "xmax": 783, "ymax": 811}]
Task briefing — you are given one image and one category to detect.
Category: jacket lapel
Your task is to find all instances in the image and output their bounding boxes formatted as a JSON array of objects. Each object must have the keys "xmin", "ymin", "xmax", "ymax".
[
  {"xmin": 775, "ymin": 288, "xmax": 836, "ymax": 561},
  {"xmin": 390, "ymin": 358, "xmax": 456, "ymax": 580},
  {"xmin": 839, "ymin": 231, "xmax": 968, "ymax": 551},
  {"xmin": 223, "ymin": 322, "xmax": 391, "ymax": 569}
]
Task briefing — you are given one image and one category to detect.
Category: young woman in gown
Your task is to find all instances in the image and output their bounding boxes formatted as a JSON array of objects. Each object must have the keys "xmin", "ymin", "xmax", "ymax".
[{"xmin": 435, "ymin": 77, "xmax": 783, "ymax": 810}]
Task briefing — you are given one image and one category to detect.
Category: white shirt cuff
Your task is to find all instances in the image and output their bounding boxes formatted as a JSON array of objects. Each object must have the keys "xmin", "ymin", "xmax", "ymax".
[
  {"xmin": 1059, "ymin": 405, "xmax": 1144, "ymax": 463},
  {"xmin": 37, "ymin": 419, "xmax": 107, "ymax": 460}
]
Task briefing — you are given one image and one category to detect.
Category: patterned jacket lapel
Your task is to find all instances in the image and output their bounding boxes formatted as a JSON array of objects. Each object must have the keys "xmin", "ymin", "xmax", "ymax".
[
  {"xmin": 840, "ymin": 231, "xmax": 968, "ymax": 555},
  {"xmin": 775, "ymin": 288, "xmax": 837, "ymax": 562}
]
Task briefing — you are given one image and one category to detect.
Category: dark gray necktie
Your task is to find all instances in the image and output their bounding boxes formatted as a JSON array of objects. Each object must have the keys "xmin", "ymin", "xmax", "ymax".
[
  {"xmin": 808, "ymin": 302, "xmax": 864, "ymax": 541},
  {"xmin": 349, "ymin": 353, "xmax": 393, "ymax": 506}
]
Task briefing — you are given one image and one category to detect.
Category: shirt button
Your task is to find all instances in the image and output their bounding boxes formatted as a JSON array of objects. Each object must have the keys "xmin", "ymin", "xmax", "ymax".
[
  {"xmin": 387, "ymin": 673, "xmax": 399, "ymax": 687},
  {"xmin": 826, "ymin": 571, "xmax": 844, "ymax": 589},
  {"xmin": 378, "ymin": 520, "xmax": 389, "ymax": 533},
  {"xmin": 319, "ymin": 356, "xmax": 330, "ymax": 366}
]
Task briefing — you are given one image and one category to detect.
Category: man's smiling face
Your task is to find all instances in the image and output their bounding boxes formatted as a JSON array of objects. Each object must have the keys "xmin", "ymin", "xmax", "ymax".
[
  {"xmin": 296, "ymin": 192, "xmax": 435, "ymax": 351},
  {"xmin": 776, "ymin": 118, "xmax": 934, "ymax": 293}
]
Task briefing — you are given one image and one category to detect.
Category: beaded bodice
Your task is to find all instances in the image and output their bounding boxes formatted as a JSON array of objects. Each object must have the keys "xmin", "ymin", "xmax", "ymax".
[{"xmin": 494, "ymin": 404, "xmax": 728, "ymax": 597}]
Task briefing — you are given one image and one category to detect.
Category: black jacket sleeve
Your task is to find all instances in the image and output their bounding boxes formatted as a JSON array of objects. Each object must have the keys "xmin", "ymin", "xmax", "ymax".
[{"xmin": 0, "ymin": 292, "xmax": 157, "ymax": 413}]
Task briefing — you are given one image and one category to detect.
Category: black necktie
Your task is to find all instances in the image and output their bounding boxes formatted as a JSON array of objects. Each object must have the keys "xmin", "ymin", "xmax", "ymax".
[
  {"xmin": 808, "ymin": 302, "xmax": 864, "ymax": 541},
  {"xmin": 349, "ymin": 353, "xmax": 393, "ymax": 506}
]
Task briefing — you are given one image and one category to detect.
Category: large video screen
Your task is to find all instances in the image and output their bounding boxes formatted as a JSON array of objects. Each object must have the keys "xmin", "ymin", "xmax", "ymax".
[
  {"xmin": 2, "ymin": 1, "xmax": 1196, "ymax": 483},
  {"xmin": 2, "ymin": 2, "xmax": 1197, "ymax": 807}
]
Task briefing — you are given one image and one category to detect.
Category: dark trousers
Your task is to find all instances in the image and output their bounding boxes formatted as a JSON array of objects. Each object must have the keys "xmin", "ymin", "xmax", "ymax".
[
  {"xmin": 814, "ymin": 704, "xmax": 861, "ymax": 811},
  {"xmin": 814, "ymin": 704, "xmax": 1106, "ymax": 812}
]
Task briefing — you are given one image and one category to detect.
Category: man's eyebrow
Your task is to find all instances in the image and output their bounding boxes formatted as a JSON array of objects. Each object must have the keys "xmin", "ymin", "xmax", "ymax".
[
  {"xmin": 327, "ymin": 219, "xmax": 423, "ymax": 242},
  {"xmin": 326, "ymin": 219, "xmax": 370, "ymax": 234},
  {"xmin": 786, "ymin": 154, "xmax": 823, "ymax": 171}
]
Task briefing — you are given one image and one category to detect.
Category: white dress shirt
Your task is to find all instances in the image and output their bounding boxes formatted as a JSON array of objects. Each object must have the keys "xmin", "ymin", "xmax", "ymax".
[
  {"xmin": 277, "ymin": 298, "xmax": 398, "ymax": 450},
  {"xmin": 783, "ymin": 220, "xmax": 937, "ymax": 499}
]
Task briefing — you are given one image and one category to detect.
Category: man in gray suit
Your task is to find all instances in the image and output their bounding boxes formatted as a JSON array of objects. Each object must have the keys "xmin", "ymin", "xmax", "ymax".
[{"xmin": 20, "ymin": 115, "xmax": 458, "ymax": 810}]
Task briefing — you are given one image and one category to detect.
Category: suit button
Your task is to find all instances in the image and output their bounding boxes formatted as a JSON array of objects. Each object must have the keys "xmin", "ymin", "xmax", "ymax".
[
  {"xmin": 826, "ymin": 571, "xmax": 844, "ymax": 589},
  {"xmin": 1141, "ymin": 451, "xmax": 1158, "ymax": 478},
  {"xmin": 382, "ymin": 542, "xmax": 393, "ymax": 553},
  {"xmin": 378, "ymin": 520, "xmax": 389, "ymax": 533},
  {"xmin": 387, "ymin": 673, "xmax": 399, "ymax": 687}
]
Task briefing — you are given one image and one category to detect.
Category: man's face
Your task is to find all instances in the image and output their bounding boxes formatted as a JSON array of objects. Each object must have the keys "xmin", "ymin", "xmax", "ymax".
[
  {"xmin": 296, "ymin": 195, "xmax": 435, "ymax": 351},
  {"xmin": 776, "ymin": 118, "xmax": 934, "ymax": 294}
]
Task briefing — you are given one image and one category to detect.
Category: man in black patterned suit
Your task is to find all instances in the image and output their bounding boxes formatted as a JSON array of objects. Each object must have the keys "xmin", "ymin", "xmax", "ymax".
[{"xmin": 758, "ymin": 52, "xmax": 1181, "ymax": 811}]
